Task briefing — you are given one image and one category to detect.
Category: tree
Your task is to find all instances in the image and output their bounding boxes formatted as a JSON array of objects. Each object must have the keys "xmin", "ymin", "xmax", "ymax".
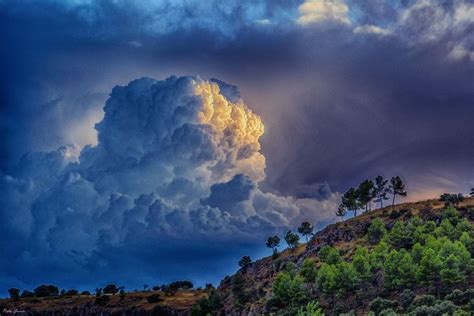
[
  {"xmin": 20, "ymin": 290, "xmax": 34, "ymax": 298},
  {"xmin": 335, "ymin": 203, "xmax": 346, "ymax": 221},
  {"xmin": 34, "ymin": 285, "xmax": 59, "ymax": 297},
  {"xmin": 65, "ymin": 289, "xmax": 79, "ymax": 296},
  {"xmin": 334, "ymin": 261, "xmax": 359, "ymax": 295},
  {"xmin": 389, "ymin": 176, "xmax": 407, "ymax": 207},
  {"xmin": 103, "ymin": 284, "xmax": 119, "ymax": 295},
  {"xmin": 8, "ymin": 288, "xmax": 20, "ymax": 300},
  {"xmin": 238, "ymin": 256, "xmax": 252, "ymax": 270},
  {"xmin": 284, "ymin": 230, "xmax": 300, "ymax": 250},
  {"xmin": 358, "ymin": 179, "xmax": 375, "ymax": 211},
  {"xmin": 318, "ymin": 246, "xmax": 341, "ymax": 265},
  {"xmin": 352, "ymin": 248, "xmax": 371, "ymax": 280},
  {"xmin": 384, "ymin": 249, "xmax": 416, "ymax": 288},
  {"xmin": 440, "ymin": 254, "xmax": 465, "ymax": 285},
  {"xmin": 316, "ymin": 263, "xmax": 338, "ymax": 303},
  {"xmin": 341, "ymin": 187, "xmax": 360, "ymax": 217},
  {"xmin": 298, "ymin": 221, "xmax": 314, "ymax": 242},
  {"xmin": 470, "ymin": 188, "xmax": 474, "ymax": 197},
  {"xmin": 373, "ymin": 175, "xmax": 389, "ymax": 208},
  {"xmin": 367, "ymin": 218, "xmax": 387, "ymax": 244},
  {"xmin": 300, "ymin": 259, "xmax": 318, "ymax": 294},
  {"xmin": 386, "ymin": 221, "xmax": 413, "ymax": 249},
  {"xmin": 266, "ymin": 235, "xmax": 281, "ymax": 257},
  {"xmin": 297, "ymin": 301, "xmax": 324, "ymax": 316},
  {"xmin": 440, "ymin": 193, "xmax": 465, "ymax": 207},
  {"xmin": 417, "ymin": 248, "xmax": 442, "ymax": 296}
]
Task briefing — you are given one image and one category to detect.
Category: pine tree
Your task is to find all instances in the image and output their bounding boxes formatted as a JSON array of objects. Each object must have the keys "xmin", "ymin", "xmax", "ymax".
[
  {"xmin": 389, "ymin": 176, "xmax": 407, "ymax": 207},
  {"xmin": 373, "ymin": 175, "xmax": 389, "ymax": 208},
  {"xmin": 266, "ymin": 235, "xmax": 281, "ymax": 257},
  {"xmin": 298, "ymin": 221, "xmax": 314, "ymax": 242}
]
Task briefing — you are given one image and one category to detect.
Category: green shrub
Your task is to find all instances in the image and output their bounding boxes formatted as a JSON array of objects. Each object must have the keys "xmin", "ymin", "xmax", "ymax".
[
  {"xmin": 318, "ymin": 246, "xmax": 341, "ymax": 264},
  {"xmin": 400, "ymin": 289, "xmax": 416, "ymax": 310},
  {"xmin": 370, "ymin": 297, "xmax": 397, "ymax": 315},
  {"xmin": 296, "ymin": 301, "xmax": 324, "ymax": 316},
  {"xmin": 379, "ymin": 308, "xmax": 397, "ymax": 316},
  {"xmin": 367, "ymin": 218, "xmax": 387, "ymax": 244},
  {"xmin": 446, "ymin": 289, "xmax": 466, "ymax": 305},
  {"xmin": 411, "ymin": 295, "xmax": 436, "ymax": 308}
]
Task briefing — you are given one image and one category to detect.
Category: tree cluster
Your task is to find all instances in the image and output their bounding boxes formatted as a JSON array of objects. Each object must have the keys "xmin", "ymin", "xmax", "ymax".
[
  {"xmin": 267, "ymin": 206, "xmax": 474, "ymax": 315},
  {"xmin": 338, "ymin": 176, "xmax": 407, "ymax": 219}
]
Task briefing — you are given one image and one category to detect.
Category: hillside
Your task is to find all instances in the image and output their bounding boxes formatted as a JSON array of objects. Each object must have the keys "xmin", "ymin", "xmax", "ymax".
[
  {"xmin": 2, "ymin": 197, "xmax": 474, "ymax": 315},
  {"xmin": 212, "ymin": 197, "xmax": 474, "ymax": 315}
]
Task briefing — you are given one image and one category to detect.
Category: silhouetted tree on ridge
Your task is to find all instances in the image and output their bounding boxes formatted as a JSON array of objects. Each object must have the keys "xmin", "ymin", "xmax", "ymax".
[
  {"xmin": 298, "ymin": 221, "xmax": 314, "ymax": 242},
  {"xmin": 266, "ymin": 235, "xmax": 281, "ymax": 258},
  {"xmin": 389, "ymin": 176, "xmax": 407, "ymax": 207},
  {"xmin": 373, "ymin": 175, "xmax": 389, "ymax": 208},
  {"xmin": 284, "ymin": 230, "xmax": 300, "ymax": 250}
]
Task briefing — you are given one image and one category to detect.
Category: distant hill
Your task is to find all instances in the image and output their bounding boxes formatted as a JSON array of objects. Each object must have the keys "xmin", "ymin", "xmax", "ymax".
[{"xmin": 2, "ymin": 198, "xmax": 474, "ymax": 315}]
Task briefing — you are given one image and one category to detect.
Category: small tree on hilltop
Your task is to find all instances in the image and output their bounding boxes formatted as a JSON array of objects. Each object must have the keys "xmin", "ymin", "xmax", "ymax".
[
  {"xmin": 373, "ymin": 175, "xmax": 389, "ymax": 208},
  {"xmin": 298, "ymin": 221, "xmax": 314, "ymax": 242},
  {"xmin": 284, "ymin": 230, "xmax": 300, "ymax": 250},
  {"xmin": 238, "ymin": 256, "xmax": 252, "ymax": 271},
  {"xmin": 266, "ymin": 235, "xmax": 281, "ymax": 258},
  {"xmin": 8, "ymin": 288, "xmax": 20, "ymax": 300},
  {"xmin": 342, "ymin": 187, "xmax": 360, "ymax": 217},
  {"xmin": 103, "ymin": 284, "xmax": 119, "ymax": 295},
  {"xmin": 335, "ymin": 203, "xmax": 346, "ymax": 221},
  {"xmin": 440, "ymin": 193, "xmax": 464, "ymax": 207},
  {"xmin": 389, "ymin": 176, "xmax": 407, "ymax": 207},
  {"xmin": 358, "ymin": 179, "xmax": 375, "ymax": 211}
]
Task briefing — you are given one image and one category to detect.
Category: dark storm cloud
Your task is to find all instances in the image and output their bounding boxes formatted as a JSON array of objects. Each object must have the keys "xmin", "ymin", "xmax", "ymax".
[{"xmin": 0, "ymin": 0, "xmax": 473, "ymax": 293}]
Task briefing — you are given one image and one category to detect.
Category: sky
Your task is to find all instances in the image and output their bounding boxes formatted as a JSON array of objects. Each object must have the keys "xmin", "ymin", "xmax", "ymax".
[{"xmin": 0, "ymin": 0, "xmax": 473, "ymax": 294}]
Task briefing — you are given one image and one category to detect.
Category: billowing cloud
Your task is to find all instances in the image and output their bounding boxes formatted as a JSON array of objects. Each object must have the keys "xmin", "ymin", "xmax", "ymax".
[
  {"xmin": 0, "ymin": 76, "xmax": 340, "ymax": 291},
  {"xmin": 297, "ymin": 0, "xmax": 350, "ymax": 25}
]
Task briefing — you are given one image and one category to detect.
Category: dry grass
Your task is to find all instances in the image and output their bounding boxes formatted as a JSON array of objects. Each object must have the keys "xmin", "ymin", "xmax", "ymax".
[{"xmin": 1, "ymin": 290, "xmax": 207, "ymax": 313}]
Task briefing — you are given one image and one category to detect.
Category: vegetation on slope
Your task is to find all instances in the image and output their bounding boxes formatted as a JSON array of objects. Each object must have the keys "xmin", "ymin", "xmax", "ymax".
[{"xmin": 208, "ymin": 189, "xmax": 474, "ymax": 315}]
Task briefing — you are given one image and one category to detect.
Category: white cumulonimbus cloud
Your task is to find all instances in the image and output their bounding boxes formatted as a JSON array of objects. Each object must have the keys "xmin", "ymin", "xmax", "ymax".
[{"xmin": 0, "ymin": 76, "xmax": 340, "ymax": 288}]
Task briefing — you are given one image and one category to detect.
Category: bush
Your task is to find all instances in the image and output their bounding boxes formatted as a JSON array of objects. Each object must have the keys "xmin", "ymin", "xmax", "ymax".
[
  {"xmin": 367, "ymin": 218, "xmax": 387, "ymax": 244},
  {"xmin": 296, "ymin": 301, "xmax": 323, "ymax": 316},
  {"xmin": 34, "ymin": 285, "xmax": 59, "ymax": 297},
  {"xmin": 379, "ymin": 308, "xmax": 397, "ymax": 316},
  {"xmin": 80, "ymin": 291, "xmax": 91, "ymax": 296},
  {"xmin": 65, "ymin": 289, "xmax": 79, "ymax": 296},
  {"xmin": 411, "ymin": 295, "xmax": 436, "ymax": 308},
  {"xmin": 8, "ymin": 288, "xmax": 20, "ymax": 300},
  {"xmin": 408, "ymin": 300, "xmax": 457, "ymax": 315},
  {"xmin": 20, "ymin": 290, "xmax": 34, "ymax": 298},
  {"xmin": 318, "ymin": 246, "xmax": 341, "ymax": 264},
  {"xmin": 400, "ymin": 289, "xmax": 416, "ymax": 310},
  {"xmin": 95, "ymin": 295, "xmax": 110, "ymax": 305},
  {"xmin": 103, "ymin": 284, "xmax": 119, "ymax": 294},
  {"xmin": 370, "ymin": 297, "xmax": 397, "ymax": 315},
  {"xmin": 446, "ymin": 289, "xmax": 467, "ymax": 305},
  {"xmin": 146, "ymin": 293, "xmax": 162, "ymax": 303}
]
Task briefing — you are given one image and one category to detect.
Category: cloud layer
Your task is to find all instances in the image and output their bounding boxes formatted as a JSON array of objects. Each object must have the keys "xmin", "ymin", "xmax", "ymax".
[{"xmin": 0, "ymin": 76, "xmax": 339, "ymax": 292}]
